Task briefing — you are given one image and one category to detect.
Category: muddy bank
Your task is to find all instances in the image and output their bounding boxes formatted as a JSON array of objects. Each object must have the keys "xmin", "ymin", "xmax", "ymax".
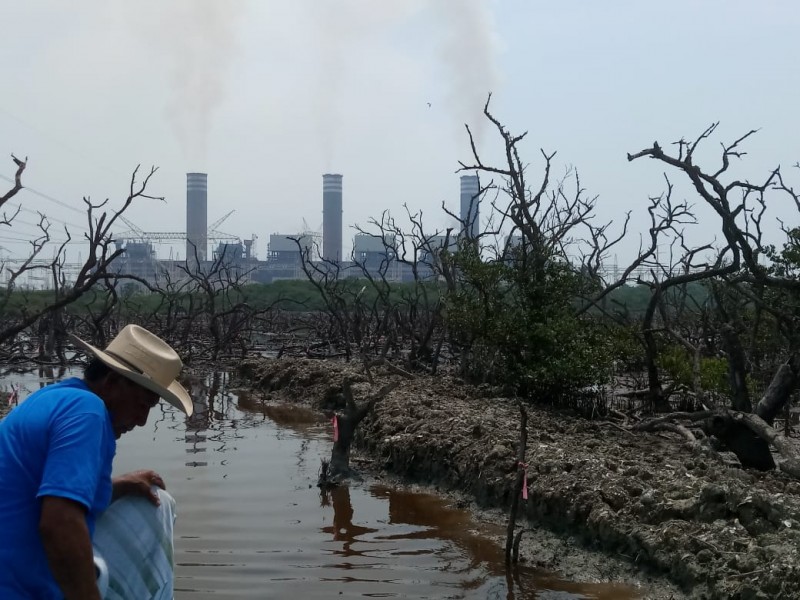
[{"xmin": 238, "ymin": 357, "xmax": 800, "ymax": 599}]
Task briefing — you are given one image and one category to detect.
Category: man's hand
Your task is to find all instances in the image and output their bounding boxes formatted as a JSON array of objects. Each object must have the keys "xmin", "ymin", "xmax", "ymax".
[
  {"xmin": 39, "ymin": 496, "xmax": 102, "ymax": 600},
  {"xmin": 112, "ymin": 469, "xmax": 165, "ymax": 506}
]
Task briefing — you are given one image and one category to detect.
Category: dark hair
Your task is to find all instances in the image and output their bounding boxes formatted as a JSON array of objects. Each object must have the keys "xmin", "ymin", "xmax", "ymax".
[{"xmin": 83, "ymin": 357, "xmax": 112, "ymax": 382}]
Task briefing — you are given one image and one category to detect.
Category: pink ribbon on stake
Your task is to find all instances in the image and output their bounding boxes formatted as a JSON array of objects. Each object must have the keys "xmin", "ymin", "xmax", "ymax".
[
  {"xmin": 519, "ymin": 461, "xmax": 529, "ymax": 500},
  {"xmin": 332, "ymin": 414, "xmax": 339, "ymax": 443}
]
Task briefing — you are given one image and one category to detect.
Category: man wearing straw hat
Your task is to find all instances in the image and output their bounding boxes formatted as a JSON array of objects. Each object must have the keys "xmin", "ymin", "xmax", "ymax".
[{"xmin": 0, "ymin": 324, "xmax": 193, "ymax": 600}]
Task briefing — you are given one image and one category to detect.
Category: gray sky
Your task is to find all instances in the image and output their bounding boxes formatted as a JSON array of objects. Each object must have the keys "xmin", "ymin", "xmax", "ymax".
[{"xmin": 1, "ymin": 0, "xmax": 798, "ymax": 264}]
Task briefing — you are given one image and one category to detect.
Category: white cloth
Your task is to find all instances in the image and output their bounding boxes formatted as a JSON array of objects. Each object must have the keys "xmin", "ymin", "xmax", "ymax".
[{"xmin": 93, "ymin": 487, "xmax": 177, "ymax": 600}]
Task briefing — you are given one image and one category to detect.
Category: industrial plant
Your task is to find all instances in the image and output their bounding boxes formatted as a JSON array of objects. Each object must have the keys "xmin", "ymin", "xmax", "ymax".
[{"xmin": 112, "ymin": 172, "xmax": 482, "ymax": 286}]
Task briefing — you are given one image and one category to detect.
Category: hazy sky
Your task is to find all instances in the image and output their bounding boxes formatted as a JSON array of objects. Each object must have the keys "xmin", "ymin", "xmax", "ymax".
[{"xmin": 1, "ymin": 0, "xmax": 798, "ymax": 264}]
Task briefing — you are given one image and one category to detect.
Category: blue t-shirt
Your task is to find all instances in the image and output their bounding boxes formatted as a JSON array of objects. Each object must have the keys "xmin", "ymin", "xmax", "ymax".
[{"xmin": 0, "ymin": 377, "xmax": 116, "ymax": 599}]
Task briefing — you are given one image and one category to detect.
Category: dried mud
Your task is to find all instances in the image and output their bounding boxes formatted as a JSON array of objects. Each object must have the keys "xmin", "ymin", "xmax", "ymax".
[{"xmin": 236, "ymin": 357, "xmax": 800, "ymax": 600}]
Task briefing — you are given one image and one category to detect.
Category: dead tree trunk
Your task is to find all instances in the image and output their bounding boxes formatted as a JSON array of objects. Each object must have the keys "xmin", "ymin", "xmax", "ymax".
[
  {"xmin": 322, "ymin": 379, "xmax": 399, "ymax": 484},
  {"xmin": 721, "ymin": 323, "xmax": 751, "ymax": 412},
  {"xmin": 642, "ymin": 286, "xmax": 671, "ymax": 412},
  {"xmin": 702, "ymin": 412, "xmax": 775, "ymax": 471},
  {"xmin": 505, "ymin": 402, "xmax": 528, "ymax": 565},
  {"xmin": 635, "ymin": 409, "xmax": 791, "ymax": 474},
  {"xmin": 756, "ymin": 355, "xmax": 800, "ymax": 425}
]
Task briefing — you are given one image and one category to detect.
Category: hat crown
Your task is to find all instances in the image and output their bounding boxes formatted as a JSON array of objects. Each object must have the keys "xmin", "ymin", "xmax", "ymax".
[{"xmin": 104, "ymin": 325, "xmax": 182, "ymax": 388}]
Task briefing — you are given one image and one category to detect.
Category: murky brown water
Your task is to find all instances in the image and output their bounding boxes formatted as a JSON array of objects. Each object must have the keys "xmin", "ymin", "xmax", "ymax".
[{"xmin": 2, "ymin": 368, "xmax": 644, "ymax": 599}]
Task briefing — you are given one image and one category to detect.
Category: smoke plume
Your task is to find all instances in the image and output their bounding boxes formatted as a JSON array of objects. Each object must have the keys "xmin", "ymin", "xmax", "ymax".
[
  {"xmin": 129, "ymin": 0, "xmax": 245, "ymax": 167},
  {"xmin": 430, "ymin": 0, "xmax": 501, "ymax": 142},
  {"xmin": 309, "ymin": 1, "xmax": 426, "ymax": 168},
  {"xmin": 309, "ymin": 0, "xmax": 499, "ymax": 163}
]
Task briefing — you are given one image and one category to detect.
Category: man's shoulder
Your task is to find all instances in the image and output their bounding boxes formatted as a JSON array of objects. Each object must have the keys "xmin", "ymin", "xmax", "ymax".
[{"xmin": 27, "ymin": 377, "xmax": 105, "ymax": 414}]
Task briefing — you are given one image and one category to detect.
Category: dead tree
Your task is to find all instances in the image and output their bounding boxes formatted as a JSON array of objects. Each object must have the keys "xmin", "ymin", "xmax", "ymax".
[
  {"xmin": 353, "ymin": 207, "xmax": 450, "ymax": 374},
  {"xmin": 294, "ymin": 238, "xmax": 390, "ymax": 362},
  {"xmin": 319, "ymin": 378, "xmax": 399, "ymax": 485},
  {"xmin": 172, "ymin": 245, "xmax": 271, "ymax": 362},
  {"xmin": 636, "ymin": 408, "xmax": 800, "ymax": 479},
  {"xmin": 0, "ymin": 154, "xmax": 25, "ymax": 210},
  {"xmin": 627, "ymin": 125, "xmax": 800, "ymax": 468},
  {"xmin": 0, "ymin": 159, "xmax": 162, "ymax": 359}
]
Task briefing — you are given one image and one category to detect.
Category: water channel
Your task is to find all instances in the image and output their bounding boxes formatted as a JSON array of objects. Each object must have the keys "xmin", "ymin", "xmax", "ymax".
[{"xmin": 2, "ymin": 367, "xmax": 644, "ymax": 599}]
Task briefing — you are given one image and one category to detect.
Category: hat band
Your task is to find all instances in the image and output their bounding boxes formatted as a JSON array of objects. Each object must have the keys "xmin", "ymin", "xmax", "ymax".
[{"xmin": 104, "ymin": 350, "xmax": 148, "ymax": 377}]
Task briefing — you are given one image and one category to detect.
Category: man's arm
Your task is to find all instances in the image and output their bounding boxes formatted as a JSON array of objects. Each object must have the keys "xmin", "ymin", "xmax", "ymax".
[{"xmin": 39, "ymin": 496, "xmax": 101, "ymax": 600}]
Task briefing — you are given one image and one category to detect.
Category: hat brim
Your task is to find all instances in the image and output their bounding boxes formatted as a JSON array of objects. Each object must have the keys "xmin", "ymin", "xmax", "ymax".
[{"xmin": 69, "ymin": 335, "xmax": 194, "ymax": 417}]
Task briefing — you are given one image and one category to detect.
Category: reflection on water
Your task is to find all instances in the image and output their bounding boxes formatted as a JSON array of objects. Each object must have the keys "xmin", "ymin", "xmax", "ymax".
[
  {"xmin": 0, "ymin": 364, "xmax": 67, "ymax": 401},
  {"xmin": 320, "ymin": 486, "xmax": 379, "ymax": 556},
  {"xmin": 1, "ymin": 368, "xmax": 644, "ymax": 599}
]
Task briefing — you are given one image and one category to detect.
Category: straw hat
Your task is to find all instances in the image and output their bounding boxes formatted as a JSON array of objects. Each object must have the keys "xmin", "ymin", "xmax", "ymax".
[{"xmin": 70, "ymin": 324, "xmax": 193, "ymax": 416}]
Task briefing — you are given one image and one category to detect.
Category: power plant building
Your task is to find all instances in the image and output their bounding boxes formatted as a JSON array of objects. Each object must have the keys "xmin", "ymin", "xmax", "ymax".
[
  {"xmin": 268, "ymin": 234, "xmax": 315, "ymax": 265},
  {"xmin": 352, "ymin": 233, "xmax": 395, "ymax": 268},
  {"xmin": 113, "ymin": 241, "xmax": 159, "ymax": 282}
]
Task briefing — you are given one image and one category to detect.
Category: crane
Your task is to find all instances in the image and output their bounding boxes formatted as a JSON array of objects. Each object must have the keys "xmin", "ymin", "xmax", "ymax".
[
  {"xmin": 208, "ymin": 210, "xmax": 235, "ymax": 233},
  {"xmin": 115, "ymin": 214, "xmax": 239, "ymax": 243}
]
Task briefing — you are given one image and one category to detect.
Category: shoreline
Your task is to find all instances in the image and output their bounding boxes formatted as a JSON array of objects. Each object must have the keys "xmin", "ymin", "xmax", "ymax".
[{"xmin": 236, "ymin": 357, "xmax": 800, "ymax": 599}]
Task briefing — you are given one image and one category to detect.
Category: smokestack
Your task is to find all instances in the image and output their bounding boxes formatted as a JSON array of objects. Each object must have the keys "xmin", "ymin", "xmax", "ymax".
[
  {"xmin": 322, "ymin": 173, "xmax": 343, "ymax": 262},
  {"xmin": 460, "ymin": 174, "xmax": 480, "ymax": 239},
  {"xmin": 186, "ymin": 172, "xmax": 208, "ymax": 263}
]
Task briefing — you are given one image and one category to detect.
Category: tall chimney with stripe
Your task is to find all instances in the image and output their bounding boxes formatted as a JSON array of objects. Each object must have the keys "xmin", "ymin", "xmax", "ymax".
[
  {"xmin": 322, "ymin": 173, "xmax": 343, "ymax": 262},
  {"xmin": 460, "ymin": 174, "xmax": 480, "ymax": 239},
  {"xmin": 186, "ymin": 172, "xmax": 208, "ymax": 263}
]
